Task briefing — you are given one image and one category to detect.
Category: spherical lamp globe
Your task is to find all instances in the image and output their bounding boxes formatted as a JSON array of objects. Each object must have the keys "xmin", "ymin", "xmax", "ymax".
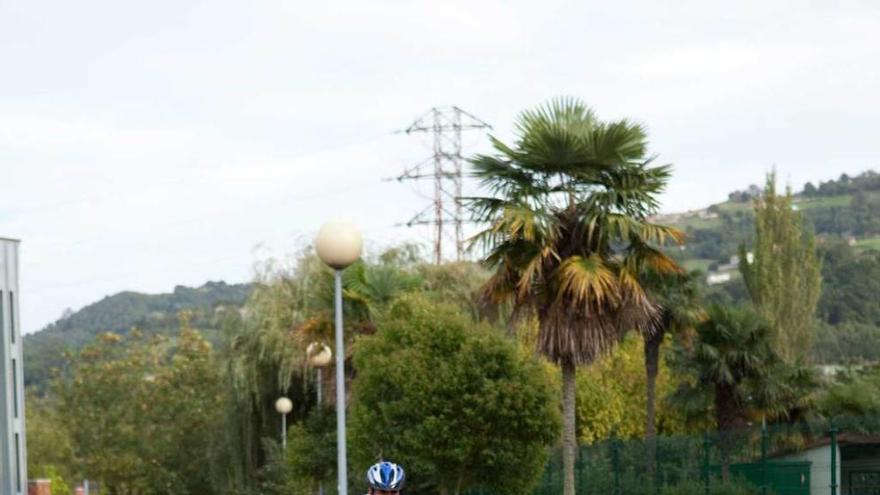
[
  {"xmin": 307, "ymin": 342, "xmax": 333, "ymax": 367},
  {"xmin": 275, "ymin": 397, "xmax": 293, "ymax": 415},
  {"xmin": 315, "ymin": 220, "xmax": 362, "ymax": 269}
]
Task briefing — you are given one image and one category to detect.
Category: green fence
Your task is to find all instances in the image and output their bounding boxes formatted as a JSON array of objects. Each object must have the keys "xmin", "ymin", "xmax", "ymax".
[{"xmin": 523, "ymin": 416, "xmax": 880, "ymax": 495}]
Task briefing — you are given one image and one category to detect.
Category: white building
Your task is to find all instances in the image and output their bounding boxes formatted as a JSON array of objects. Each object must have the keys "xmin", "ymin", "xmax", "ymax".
[
  {"xmin": 1, "ymin": 237, "xmax": 27, "ymax": 495},
  {"xmin": 706, "ymin": 272, "xmax": 732, "ymax": 285}
]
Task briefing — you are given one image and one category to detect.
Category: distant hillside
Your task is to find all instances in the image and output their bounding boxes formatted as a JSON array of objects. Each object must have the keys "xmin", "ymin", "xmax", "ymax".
[
  {"xmin": 23, "ymin": 281, "xmax": 252, "ymax": 390},
  {"xmin": 657, "ymin": 170, "xmax": 880, "ymax": 364},
  {"xmin": 657, "ymin": 170, "xmax": 880, "ymax": 272}
]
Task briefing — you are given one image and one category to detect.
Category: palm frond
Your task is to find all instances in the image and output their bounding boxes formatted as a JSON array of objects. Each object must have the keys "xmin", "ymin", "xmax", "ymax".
[
  {"xmin": 554, "ymin": 254, "xmax": 619, "ymax": 311},
  {"xmin": 589, "ymin": 119, "xmax": 648, "ymax": 164}
]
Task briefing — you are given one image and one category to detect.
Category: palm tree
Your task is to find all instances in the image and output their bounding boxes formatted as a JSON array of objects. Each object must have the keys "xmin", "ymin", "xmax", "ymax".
[
  {"xmin": 673, "ymin": 305, "xmax": 787, "ymax": 480},
  {"xmin": 641, "ymin": 271, "xmax": 705, "ymax": 441},
  {"xmin": 467, "ymin": 98, "xmax": 683, "ymax": 495}
]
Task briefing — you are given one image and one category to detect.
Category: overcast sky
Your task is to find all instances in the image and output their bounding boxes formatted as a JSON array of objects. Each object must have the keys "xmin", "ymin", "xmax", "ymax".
[{"xmin": 3, "ymin": 0, "xmax": 879, "ymax": 334}]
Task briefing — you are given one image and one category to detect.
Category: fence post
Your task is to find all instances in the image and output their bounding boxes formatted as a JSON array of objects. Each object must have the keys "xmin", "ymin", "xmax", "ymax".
[
  {"xmin": 655, "ymin": 440, "xmax": 662, "ymax": 495},
  {"xmin": 612, "ymin": 435, "xmax": 621, "ymax": 495},
  {"xmin": 830, "ymin": 419, "xmax": 838, "ymax": 495},
  {"xmin": 761, "ymin": 419, "xmax": 768, "ymax": 495},
  {"xmin": 702, "ymin": 431, "xmax": 710, "ymax": 495},
  {"xmin": 576, "ymin": 446, "xmax": 585, "ymax": 495}
]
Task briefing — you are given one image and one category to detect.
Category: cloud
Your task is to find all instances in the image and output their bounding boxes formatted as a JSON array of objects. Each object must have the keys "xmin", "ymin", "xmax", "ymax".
[{"xmin": 2, "ymin": 0, "xmax": 879, "ymax": 333}]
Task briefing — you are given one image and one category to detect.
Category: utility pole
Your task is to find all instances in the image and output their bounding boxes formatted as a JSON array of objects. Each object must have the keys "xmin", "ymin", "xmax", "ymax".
[{"xmin": 392, "ymin": 106, "xmax": 491, "ymax": 264}]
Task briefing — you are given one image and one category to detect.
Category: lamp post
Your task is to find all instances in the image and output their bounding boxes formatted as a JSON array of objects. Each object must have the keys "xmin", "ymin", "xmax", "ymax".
[
  {"xmin": 308, "ymin": 342, "xmax": 333, "ymax": 495},
  {"xmin": 315, "ymin": 220, "xmax": 362, "ymax": 495},
  {"xmin": 275, "ymin": 397, "xmax": 293, "ymax": 450},
  {"xmin": 307, "ymin": 342, "xmax": 333, "ymax": 407}
]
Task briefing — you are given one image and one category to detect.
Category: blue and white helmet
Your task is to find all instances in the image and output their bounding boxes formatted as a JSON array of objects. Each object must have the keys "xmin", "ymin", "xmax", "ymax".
[{"xmin": 366, "ymin": 461, "xmax": 405, "ymax": 491}]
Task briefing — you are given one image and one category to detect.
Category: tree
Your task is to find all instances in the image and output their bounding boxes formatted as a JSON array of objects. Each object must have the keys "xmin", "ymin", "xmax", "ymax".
[
  {"xmin": 25, "ymin": 392, "xmax": 75, "ymax": 494},
  {"xmin": 641, "ymin": 271, "xmax": 705, "ymax": 441},
  {"xmin": 576, "ymin": 334, "xmax": 686, "ymax": 443},
  {"xmin": 802, "ymin": 182, "xmax": 817, "ymax": 196},
  {"xmin": 671, "ymin": 305, "xmax": 788, "ymax": 479},
  {"xmin": 58, "ymin": 316, "xmax": 222, "ymax": 495},
  {"xmin": 211, "ymin": 249, "xmax": 424, "ymax": 493},
  {"xmin": 350, "ymin": 295, "xmax": 560, "ymax": 495},
  {"xmin": 467, "ymin": 97, "xmax": 682, "ymax": 495},
  {"xmin": 739, "ymin": 172, "xmax": 822, "ymax": 364},
  {"xmin": 817, "ymin": 240, "xmax": 880, "ymax": 326}
]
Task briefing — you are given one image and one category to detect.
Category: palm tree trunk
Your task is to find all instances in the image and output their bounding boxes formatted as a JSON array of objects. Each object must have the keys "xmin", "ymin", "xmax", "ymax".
[
  {"xmin": 714, "ymin": 383, "xmax": 739, "ymax": 482},
  {"xmin": 644, "ymin": 330, "xmax": 663, "ymax": 441},
  {"xmin": 562, "ymin": 360, "xmax": 577, "ymax": 495},
  {"xmin": 643, "ymin": 330, "xmax": 663, "ymax": 477}
]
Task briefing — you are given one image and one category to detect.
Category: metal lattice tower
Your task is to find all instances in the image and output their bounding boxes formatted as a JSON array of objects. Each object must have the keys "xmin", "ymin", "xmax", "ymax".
[{"xmin": 393, "ymin": 106, "xmax": 491, "ymax": 264}]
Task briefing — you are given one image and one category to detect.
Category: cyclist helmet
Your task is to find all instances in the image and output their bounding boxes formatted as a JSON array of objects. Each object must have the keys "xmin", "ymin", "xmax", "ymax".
[{"xmin": 366, "ymin": 461, "xmax": 405, "ymax": 491}]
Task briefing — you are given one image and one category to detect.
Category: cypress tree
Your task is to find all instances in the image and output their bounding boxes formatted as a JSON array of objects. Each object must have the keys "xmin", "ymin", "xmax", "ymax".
[{"xmin": 739, "ymin": 172, "xmax": 822, "ymax": 363}]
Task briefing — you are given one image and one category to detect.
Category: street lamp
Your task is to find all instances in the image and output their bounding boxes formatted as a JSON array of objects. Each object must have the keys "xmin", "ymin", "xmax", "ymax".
[
  {"xmin": 315, "ymin": 220, "xmax": 362, "ymax": 495},
  {"xmin": 275, "ymin": 397, "xmax": 293, "ymax": 450},
  {"xmin": 307, "ymin": 342, "xmax": 333, "ymax": 495},
  {"xmin": 307, "ymin": 342, "xmax": 333, "ymax": 406}
]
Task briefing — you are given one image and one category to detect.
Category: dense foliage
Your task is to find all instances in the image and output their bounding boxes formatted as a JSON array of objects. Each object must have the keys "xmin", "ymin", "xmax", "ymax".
[
  {"xmin": 54, "ymin": 317, "xmax": 221, "ymax": 495},
  {"xmin": 739, "ymin": 173, "xmax": 821, "ymax": 363},
  {"xmin": 576, "ymin": 334, "xmax": 685, "ymax": 442},
  {"xmin": 802, "ymin": 170, "xmax": 880, "ymax": 198},
  {"xmin": 350, "ymin": 295, "xmax": 560, "ymax": 495}
]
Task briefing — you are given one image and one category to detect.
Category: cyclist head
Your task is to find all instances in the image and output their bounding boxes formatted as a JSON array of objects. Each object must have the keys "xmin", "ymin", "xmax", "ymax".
[{"xmin": 366, "ymin": 461, "xmax": 405, "ymax": 495}]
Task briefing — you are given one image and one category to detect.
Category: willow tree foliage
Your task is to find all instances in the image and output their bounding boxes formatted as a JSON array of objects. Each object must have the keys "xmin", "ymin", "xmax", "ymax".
[
  {"xmin": 739, "ymin": 172, "xmax": 822, "ymax": 363},
  {"xmin": 210, "ymin": 250, "xmax": 425, "ymax": 494},
  {"xmin": 467, "ymin": 97, "xmax": 682, "ymax": 495}
]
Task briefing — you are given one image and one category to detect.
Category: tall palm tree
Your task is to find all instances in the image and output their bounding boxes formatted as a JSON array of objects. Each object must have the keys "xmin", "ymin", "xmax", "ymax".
[
  {"xmin": 641, "ymin": 271, "xmax": 705, "ymax": 441},
  {"xmin": 467, "ymin": 98, "xmax": 683, "ymax": 495},
  {"xmin": 640, "ymin": 271, "xmax": 704, "ymax": 482}
]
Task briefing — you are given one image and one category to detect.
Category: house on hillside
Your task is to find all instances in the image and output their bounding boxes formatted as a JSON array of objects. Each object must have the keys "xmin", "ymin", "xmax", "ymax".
[{"xmin": 705, "ymin": 253, "xmax": 752, "ymax": 285}]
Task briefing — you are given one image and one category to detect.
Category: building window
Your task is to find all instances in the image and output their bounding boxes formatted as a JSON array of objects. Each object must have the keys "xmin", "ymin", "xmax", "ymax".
[
  {"xmin": 9, "ymin": 291, "xmax": 14, "ymax": 343},
  {"xmin": 15, "ymin": 433, "xmax": 22, "ymax": 492},
  {"xmin": 13, "ymin": 358, "xmax": 18, "ymax": 418}
]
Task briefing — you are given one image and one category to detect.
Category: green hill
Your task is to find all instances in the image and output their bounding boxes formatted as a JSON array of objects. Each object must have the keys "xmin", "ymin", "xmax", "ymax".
[
  {"xmin": 23, "ymin": 280, "xmax": 252, "ymax": 390},
  {"xmin": 662, "ymin": 170, "xmax": 880, "ymax": 364},
  {"xmin": 659, "ymin": 170, "xmax": 880, "ymax": 269}
]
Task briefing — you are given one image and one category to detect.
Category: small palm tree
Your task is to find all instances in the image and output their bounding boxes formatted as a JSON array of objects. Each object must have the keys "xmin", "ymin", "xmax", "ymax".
[
  {"xmin": 673, "ymin": 305, "xmax": 787, "ymax": 480},
  {"xmin": 467, "ymin": 97, "xmax": 682, "ymax": 495}
]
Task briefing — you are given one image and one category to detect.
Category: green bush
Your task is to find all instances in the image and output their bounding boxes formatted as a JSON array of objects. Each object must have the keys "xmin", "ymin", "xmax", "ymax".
[{"xmin": 350, "ymin": 295, "xmax": 560, "ymax": 495}]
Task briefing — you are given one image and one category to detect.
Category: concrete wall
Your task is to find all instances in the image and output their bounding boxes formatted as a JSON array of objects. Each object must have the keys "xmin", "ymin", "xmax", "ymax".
[
  {"xmin": 781, "ymin": 444, "xmax": 840, "ymax": 495},
  {"xmin": 1, "ymin": 238, "xmax": 27, "ymax": 495}
]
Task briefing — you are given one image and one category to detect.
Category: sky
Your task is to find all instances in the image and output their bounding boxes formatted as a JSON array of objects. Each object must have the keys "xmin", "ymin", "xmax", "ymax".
[{"xmin": 2, "ymin": 0, "xmax": 879, "ymax": 334}]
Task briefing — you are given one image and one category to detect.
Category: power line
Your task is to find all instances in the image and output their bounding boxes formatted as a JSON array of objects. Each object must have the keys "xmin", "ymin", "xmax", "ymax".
[{"xmin": 389, "ymin": 106, "xmax": 491, "ymax": 264}]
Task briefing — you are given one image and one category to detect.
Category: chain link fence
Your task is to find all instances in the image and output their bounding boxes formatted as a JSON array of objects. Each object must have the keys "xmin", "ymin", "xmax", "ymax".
[{"xmin": 524, "ymin": 415, "xmax": 880, "ymax": 495}]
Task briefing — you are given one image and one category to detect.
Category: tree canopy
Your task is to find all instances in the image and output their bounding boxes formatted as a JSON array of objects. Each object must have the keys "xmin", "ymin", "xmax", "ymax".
[{"xmin": 350, "ymin": 295, "xmax": 560, "ymax": 495}]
